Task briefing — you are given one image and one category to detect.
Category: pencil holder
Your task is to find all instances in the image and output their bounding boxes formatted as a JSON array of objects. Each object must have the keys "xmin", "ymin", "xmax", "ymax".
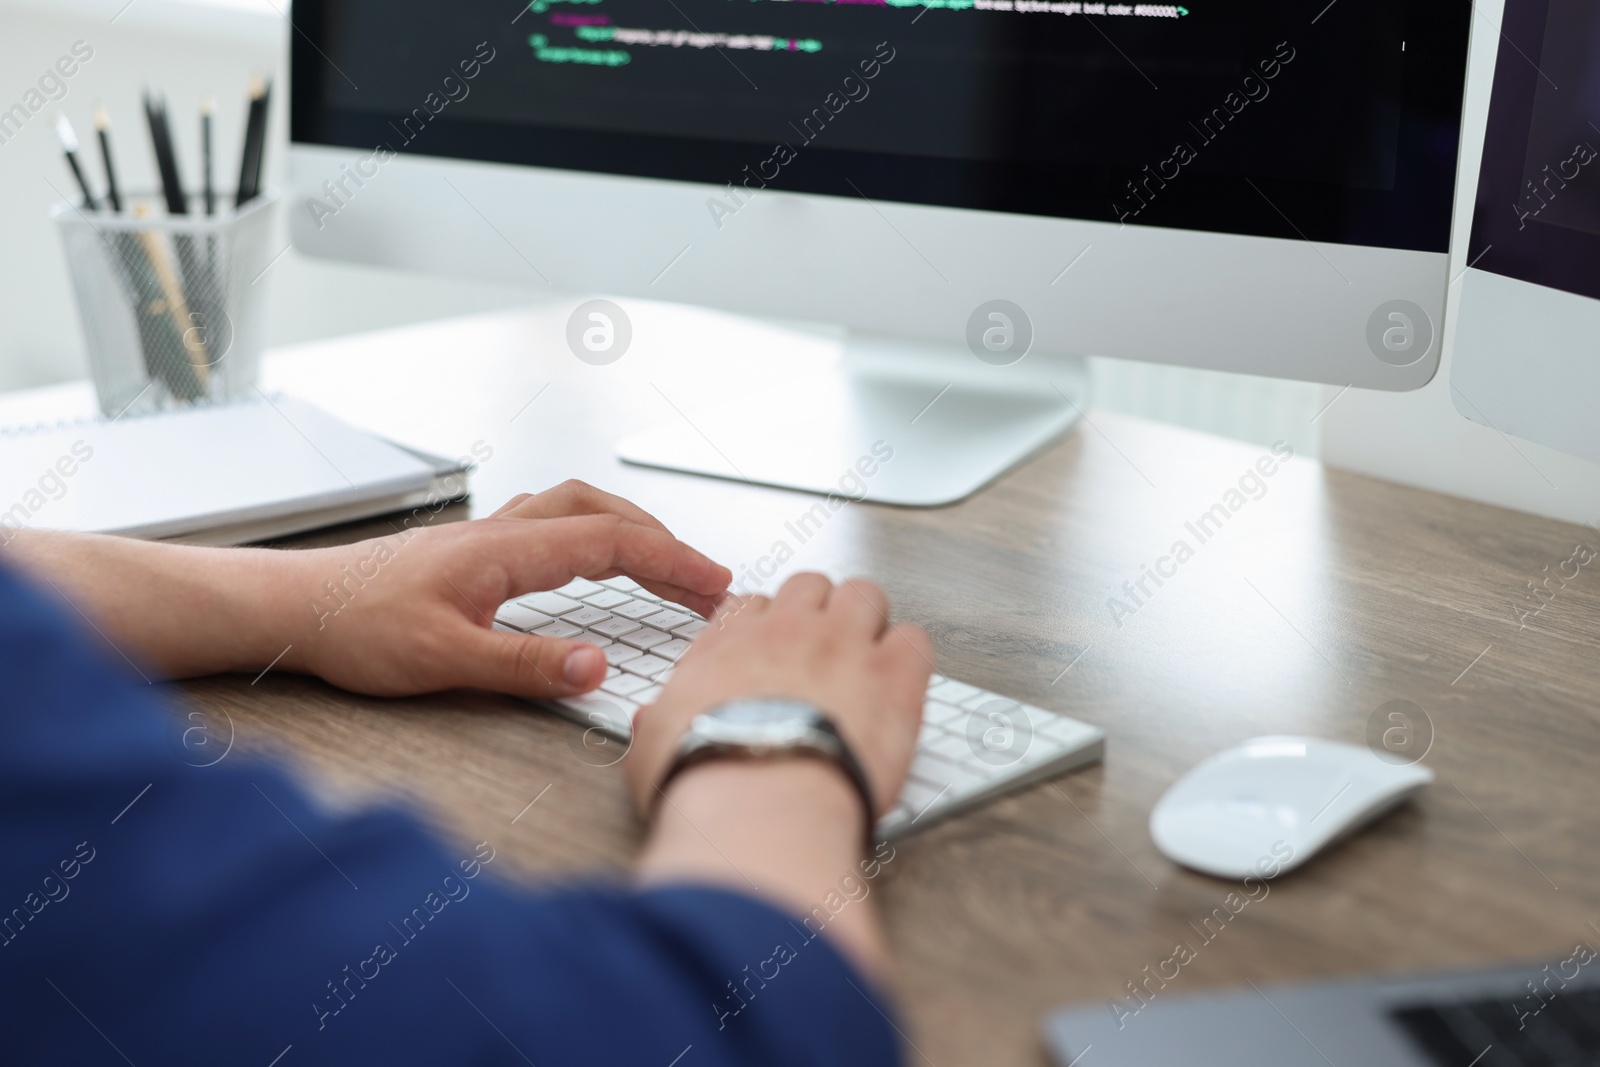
[{"xmin": 52, "ymin": 190, "xmax": 280, "ymax": 418}]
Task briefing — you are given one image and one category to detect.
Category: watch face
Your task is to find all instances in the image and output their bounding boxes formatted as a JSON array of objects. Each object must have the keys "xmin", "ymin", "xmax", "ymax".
[{"xmin": 695, "ymin": 700, "xmax": 820, "ymax": 747}]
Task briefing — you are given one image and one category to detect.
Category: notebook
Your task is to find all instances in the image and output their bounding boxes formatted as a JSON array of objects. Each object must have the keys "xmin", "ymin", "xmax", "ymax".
[{"xmin": 0, "ymin": 394, "xmax": 471, "ymax": 545}]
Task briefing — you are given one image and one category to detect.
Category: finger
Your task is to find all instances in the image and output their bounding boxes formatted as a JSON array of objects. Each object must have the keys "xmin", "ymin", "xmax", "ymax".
[
  {"xmin": 628, "ymin": 580, "xmax": 725, "ymax": 621},
  {"xmin": 496, "ymin": 480, "xmax": 673, "ymax": 533},
  {"xmin": 492, "ymin": 514, "xmax": 732, "ymax": 604},
  {"xmin": 884, "ymin": 623, "xmax": 937, "ymax": 720},
  {"xmin": 831, "ymin": 577, "xmax": 891, "ymax": 638},
  {"xmin": 490, "ymin": 484, "xmax": 731, "ymax": 611},
  {"xmin": 709, "ymin": 594, "xmax": 768, "ymax": 630},
  {"xmin": 887, "ymin": 622, "xmax": 936, "ymax": 674},
  {"xmin": 773, "ymin": 572, "xmax": 832, "ymax": 614},
  {"xmin": 449, "ymin": 626, "xmax": 608, "ymax": 699},
  {"xmin": 488, "ymin": 493, "xmax": 535, "ymax": 519}
]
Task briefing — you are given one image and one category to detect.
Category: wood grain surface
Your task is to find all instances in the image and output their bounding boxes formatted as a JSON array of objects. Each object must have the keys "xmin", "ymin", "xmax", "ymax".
[{"xmin": 175, "ymin": 307, "xmax": 1600, "ymax": 1066}]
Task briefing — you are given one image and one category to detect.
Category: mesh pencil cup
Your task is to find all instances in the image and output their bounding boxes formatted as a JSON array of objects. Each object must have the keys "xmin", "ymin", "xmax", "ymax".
[{"xmin": 52, "ymin": 190, "xmax": 279, "ymax": 417}]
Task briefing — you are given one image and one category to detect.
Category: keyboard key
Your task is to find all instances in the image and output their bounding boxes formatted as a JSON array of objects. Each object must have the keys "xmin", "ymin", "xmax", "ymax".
[
  {"xmin": 620, "ymin": 627, "xmax": 672, "ymax": 651},
  {"xmin": 672, "ymin": 619, "xmax": 710, "ymax": 639},
  {"xmin": 640, "ymin": 608, "xmax": 694, "ymax": 631},
  {"xmin": 961, "ymin": 692, "xmax": 1019, "ymax": 713},
  {"xmin": 634, "ymin": 685, "xmax": 664, "ymax": 705},
  {"xmin": 657, "ymin": 667, "xmax": 676, "ymax": 683},
  {"xmin": 927, "ymin": 733, "xmax": 975, "ymax": 762},
  {"xmin": 533, "ymin": 621, "xmax": 583, "ymax": 639},
  {"xmin": 909, "ymin": 754, "xmax": 987, "ymax": 791},
  {"xmin": 929, "ymin": 679, "xmax": 981, "ymax": 705},
  {"xmin": 495, "ymin": 603, "xmax": 554, "ymax": 632},
  {"xmin": 604, "ymin": 644, "xmax": 643, "ymax": 666},
  {"xmin": 562, "ymin": 606, "xmax": 613, "ymax": 628},
  {"xmin": 590, "ymin": 617, "xmax": 642, "ymax": 639},
  {"xmin": 898, "ymin": 778, "xmax": 951, "ymax": 816},
  {"xmin": 576, "ymin": 632, "xmax": 613, "ymax": 648},
  {"xmin": 923, "ymin": 699, "xmax": 965, "ymax": 727},
  {"xmin": 557, "ymin": 578, "xmax": 605, "ymax": 599},
  {"xmin": 604, "ymin": 577, "xmax": 661, "ymax": 603},
  {"xmin": 1040, "ymin": 715, "xmax": 1098, "ymax": 746},
  {"xmin": 621, "ymin": 654, "xmax": 674, "ymax": 679},
  {"xmin": 582, "ymin": 589, "xmax": 634, "ymax": 610},
  {"xmin": 652, "ymin": 638, "xmax": 693, "ymax": 662},
  {"xmin": 521, "ymin": 592, "xmax": 583, "ymax": 616},
  {"xmin": 601, "ymin": 672, "xmax": 654, "ymax": 697},
  {"xmin": 1019, "ymin": 703, "xmax": 1063, "ymax": 728},
  {"xmin": 604, "ymin": 665, "xmax": 621, "ymax": 680},
  {"xmin": 557, "ymin": 692, "xmax": 638, "ymax": 732},
  {"xmin": 612, "ymin": 598, "xmax": 663, "ymax": 620}
]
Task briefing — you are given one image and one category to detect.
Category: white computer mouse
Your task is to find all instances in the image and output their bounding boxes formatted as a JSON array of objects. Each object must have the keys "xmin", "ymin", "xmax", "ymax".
[{"xmin": 1149, "ymin": 735, "xmax": 1433, "ymax": 880}]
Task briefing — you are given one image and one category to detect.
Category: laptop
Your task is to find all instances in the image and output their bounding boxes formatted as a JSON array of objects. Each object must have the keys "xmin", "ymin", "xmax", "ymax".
[{"xmin": 1043, "ymin": 946, "xmax": 1600, "ymax": 1066}]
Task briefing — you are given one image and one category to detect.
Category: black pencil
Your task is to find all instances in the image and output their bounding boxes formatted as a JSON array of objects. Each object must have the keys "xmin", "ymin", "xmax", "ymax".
[
  {"xmin": 201, "ymin": 98, "xmax": 215, "ymax": 216},
  {"xmin": 143, "ymin": 90, "xmax": 187, "ymax": 216},
  {"xmin": 250, "ymin": 78, "xmax": 272, "ymax": 201},
  {"xmin": 54, "ymin": 116, "xmax": 98, "ymax": 211},
  {"xmin": 236, "ymin": 76, "xmax": 269, "ymax": 207},
  {"xmin": 93, "ymin": 106, "xmax": 122, "ymax": 213}
]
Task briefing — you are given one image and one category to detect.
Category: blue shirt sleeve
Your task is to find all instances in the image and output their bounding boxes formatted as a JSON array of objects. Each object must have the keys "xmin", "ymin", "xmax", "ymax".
[{"xmin": 0, "ymin": 562, "xmax": 902, "ymax": 1067}]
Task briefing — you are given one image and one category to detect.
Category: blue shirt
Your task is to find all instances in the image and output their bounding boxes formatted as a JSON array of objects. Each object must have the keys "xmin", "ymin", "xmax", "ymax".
[{"xmin": 0, "ymin": 562, "xmax": 901, "ymax": 1065}]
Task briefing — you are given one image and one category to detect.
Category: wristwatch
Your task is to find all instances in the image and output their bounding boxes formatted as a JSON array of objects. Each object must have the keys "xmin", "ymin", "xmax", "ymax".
[{"xmin": 656, "ymin": 699, "xmax": 876, "ymax": 848}]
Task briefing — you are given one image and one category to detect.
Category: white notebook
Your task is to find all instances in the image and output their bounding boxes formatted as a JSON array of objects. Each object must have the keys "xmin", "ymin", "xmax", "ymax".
[{"xmin": 0, "ymin": 395, "xmax": 469, "ymax": 544}]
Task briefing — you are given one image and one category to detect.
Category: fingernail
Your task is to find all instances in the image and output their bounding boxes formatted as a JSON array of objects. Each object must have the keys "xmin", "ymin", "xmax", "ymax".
[{"xmin": 564, "ymin": 644, "xmax": 603, "ymax": 686}]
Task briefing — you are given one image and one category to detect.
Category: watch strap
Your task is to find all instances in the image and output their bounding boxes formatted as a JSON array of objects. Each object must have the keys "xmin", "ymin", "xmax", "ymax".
[{"xmin": 655, "ymin": 706, "xmax": 876, "ymax": 850}]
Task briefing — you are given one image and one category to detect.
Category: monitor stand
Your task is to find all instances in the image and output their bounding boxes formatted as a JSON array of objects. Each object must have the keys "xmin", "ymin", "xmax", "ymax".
[{"xmin": 616, "ymin": 333, "xmax": 1088, "ymax": 507}]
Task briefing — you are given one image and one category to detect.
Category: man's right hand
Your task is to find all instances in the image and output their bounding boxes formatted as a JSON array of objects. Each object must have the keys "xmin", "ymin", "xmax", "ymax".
[{"xmin": 626, "ymin": 573, "xmax": 933, "ymax": 824}]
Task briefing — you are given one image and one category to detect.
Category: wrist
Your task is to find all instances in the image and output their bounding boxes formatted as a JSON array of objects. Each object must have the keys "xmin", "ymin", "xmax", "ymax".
[
  {"xmin": 647, "ymin": 698, "xmax": 876, "ymax": 847},
  {"xmin": 178, "ymin": 543, "xmax": 323, "ymax": 677},
  {"xmin": 656, "ymin": 755, "xmax": 868, "ymax": 851},
  {"xmin": 638, "ymin": 757, "xmax": 888, "ymax": 979},
  {"xmin": 240, "ymin": 546, "xmax": 328, "ymax": 676}
]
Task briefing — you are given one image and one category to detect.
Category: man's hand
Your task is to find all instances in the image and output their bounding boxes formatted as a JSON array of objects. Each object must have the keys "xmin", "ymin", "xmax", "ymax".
[
  {"xmin": 286, "ymin": 481, "xmax": 731, "ymax": 698},
  {"xmin": 626, "ymin": 573, "xmax": 933, "ymax": 822},
  {"xmin": 4, "ymin": 481, "xmax": 730, "ymax": 699},
  {"xmin": 629, "ymin": 573, "xmax": 932, "ymax": 982}
]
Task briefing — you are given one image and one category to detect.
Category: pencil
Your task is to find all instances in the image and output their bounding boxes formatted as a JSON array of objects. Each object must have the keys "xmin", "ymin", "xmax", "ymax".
[
  {"xmin": 143, "ymin": 90, "xmax": 187, "ymax": 216},
  {"xmin": 201, "ymin": 98, "xmax": 215, "ymax": 216},
  {"xmin": 132, "ymin": 202, "xmax": 209, "ymax": 397},
  {"xmin": 54, "ymin": 115, "xmax": 98, "ymax": 211},
  {"xmin": 114, "ymin": 203, "xmax": 201, "ymax": 400},
  {"xmin": 236, "ymin": 76, "xmax": 269, "ymax": 207},
  {"xmin": 93, "ymin": 106, "xmax": 122, "ymax": 213}
]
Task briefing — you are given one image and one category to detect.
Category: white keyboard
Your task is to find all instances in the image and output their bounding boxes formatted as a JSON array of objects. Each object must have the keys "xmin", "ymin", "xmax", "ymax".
[{"xmin": 497, "ymin": 576, "xmax": 1105, "ymax": 839}]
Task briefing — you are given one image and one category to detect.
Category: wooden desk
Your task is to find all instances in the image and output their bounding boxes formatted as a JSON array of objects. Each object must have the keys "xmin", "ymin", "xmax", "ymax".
[{"xmin": 182, "ymin": 307, "xmax": 1600, "ymax": 1066}]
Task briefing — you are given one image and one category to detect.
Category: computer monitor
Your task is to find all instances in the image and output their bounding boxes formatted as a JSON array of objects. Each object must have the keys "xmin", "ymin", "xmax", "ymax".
[
  {"xmin": 289, "ymin": 0, "xmax": 1471, "ymax": 504},
  {"xmin": 1452, "ymin": 0, "xmax": 1600, "ymax": 466}
]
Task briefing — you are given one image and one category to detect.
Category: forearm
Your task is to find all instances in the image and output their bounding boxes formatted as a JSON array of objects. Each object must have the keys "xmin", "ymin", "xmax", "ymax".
[
  {"xmin": 637, "ymin": 758, "xmax": 891, "ymax": 983},
  {"xmin": 2, "ymin": 530, "xmax": 313, "ymax": 678}
]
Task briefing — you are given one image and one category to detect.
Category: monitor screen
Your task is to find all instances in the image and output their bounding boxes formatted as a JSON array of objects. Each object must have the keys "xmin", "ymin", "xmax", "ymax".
[
  {"xmin": 291, "ymin": 0, "xmax": 1468, "ymax": 252},
  {"xmin": 1470, "ymin": 0, "xmax": 1600, "ymax": 301}
]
